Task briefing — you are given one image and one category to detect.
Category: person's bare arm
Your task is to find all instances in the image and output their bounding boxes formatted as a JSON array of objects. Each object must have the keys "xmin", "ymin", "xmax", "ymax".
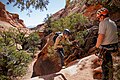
[
  {"xmin": 66, "ymin": 38, "xmax": 72, "ymax": 45},
  {"xmin": 96, "ymin": 34, "xmax": 105, "ymax": 48}
]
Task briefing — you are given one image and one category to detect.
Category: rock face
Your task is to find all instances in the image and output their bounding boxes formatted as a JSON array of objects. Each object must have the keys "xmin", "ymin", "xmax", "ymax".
[
  {"xmin": 36, "ymin": 0, "xmax": 120, "ymax": 30},
  {"xmin": 31, "ymin": 54, "xmax": 102, "ymax": 80},
  {"xmin": 50, "ymin": 1, "xmax": 120, "ymax": 27},
  {"xmin": 0, "ymin": 2, "xmax": 26, "ymax": 28},
  {"xmin": 32, "ymin": 33, "xmax": 61, "ymax": 77},
  {"xmin": 31, "ymin": 52, "xmax": 120, "ymax": 80}
]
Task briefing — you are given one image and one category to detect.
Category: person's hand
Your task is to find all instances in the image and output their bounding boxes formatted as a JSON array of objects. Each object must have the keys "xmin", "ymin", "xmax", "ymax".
[
  {"xmin": 73, "ymin": 40, "xmax": 79, "ymax": 43},
  {"xmin": 59, "ymin": 45, "xmax": 63, "ymax": 48},
  {"xmin": 88, "ymin": 46, "xmax": 99, "ymax": 53},
  {"xmin": 72, "ymin": 40, "xmax": 79, "ymax": 44}
]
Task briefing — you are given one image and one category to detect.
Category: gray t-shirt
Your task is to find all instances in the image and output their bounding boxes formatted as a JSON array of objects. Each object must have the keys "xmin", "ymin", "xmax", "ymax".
[{"xmin": 98, "ymin": 17, "xmax": 118, "ymax": 45}]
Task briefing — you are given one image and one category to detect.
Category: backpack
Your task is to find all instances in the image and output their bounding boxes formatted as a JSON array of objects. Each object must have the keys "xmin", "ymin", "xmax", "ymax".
[{"xmin": 53, "ymin": 32, "xmax": 61, "ymax": 43}]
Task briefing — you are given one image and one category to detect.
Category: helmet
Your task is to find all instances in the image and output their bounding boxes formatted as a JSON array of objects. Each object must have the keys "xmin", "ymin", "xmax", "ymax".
[
  {"xmin": 96, "ymin": 7, "xmax": 109, "ymax": 18},
  {"xmin": 63, "ymin": 29, "xmax": 70, "ymax": 35}
]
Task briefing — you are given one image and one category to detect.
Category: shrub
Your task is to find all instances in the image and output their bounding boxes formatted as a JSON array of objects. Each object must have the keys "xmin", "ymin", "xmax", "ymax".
[
  {"xmin": 0, "ymin": 28, "xmax": 32, "ymax": 80},
  {"xmin": 26, "ymin": 31, "xmax": 40, "ymax": 55},
  {"xmin": 51, "ymin": 13, "xmax": 89, "ymax": 32}
]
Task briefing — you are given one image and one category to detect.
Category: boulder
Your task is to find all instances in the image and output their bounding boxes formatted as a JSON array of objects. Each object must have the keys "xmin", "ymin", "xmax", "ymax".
[
  {"xmin": 92, "ymin": 57, "xmax": 102, "ymax": 69},
  {"xmin": 32, "ymin": 33, "xmax": 61, "ymax": 77},
  {"xmin": 93, "ymin": 67, "xmax": 102, "ymax": 79},
  {"xmin": 31, "ymin": 54, "xmax": 100, "ymax": 80}
]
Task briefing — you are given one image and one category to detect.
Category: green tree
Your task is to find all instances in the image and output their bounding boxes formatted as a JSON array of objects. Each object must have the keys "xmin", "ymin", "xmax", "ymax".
[
  {"xmin": 6, "ymin": 0, "xmax": 49, "ymax": 15},
  {"xmin": 51, "ymin": 13, "xmax": 89, "ymax": 32},
  {"xmin": 43, "ymin": 14, "xmax": 53, "ymax": 34},
  {"xmin": 0, "ymin": 28, "xmax": 41, "ymax": 79},
  {"xmin": 44, "ymin": 14, "xmax": 52, "ymax": 28},
  {"xmin": 0, "ymin": 29, "xmax": 32, "ymax": 80},
  {"xmin": 50, "ymin": 13, "xmax": 89, "ymax": 53},
  {"xmin": 26, "ymin": 31, "xmax": 40, "ymax": 55},
  {"xmin": 3, "ymin": 28, "xmax": 40, "ymax": 53}
]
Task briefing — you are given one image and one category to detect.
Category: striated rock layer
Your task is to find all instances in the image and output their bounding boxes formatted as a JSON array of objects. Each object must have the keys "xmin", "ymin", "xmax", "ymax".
[{"xmin": 0, "ymin": 2, "xmax": 26, "ymax": 28}]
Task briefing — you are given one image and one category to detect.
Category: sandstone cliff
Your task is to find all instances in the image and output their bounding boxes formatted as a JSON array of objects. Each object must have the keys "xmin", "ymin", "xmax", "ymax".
[
  {"xmin": 0, "ymin": 2, "xmax": 26, "ymax": 29},
  {"xmin": 36, "ymin": 0, "xmax": 120, "ymax": 29}
]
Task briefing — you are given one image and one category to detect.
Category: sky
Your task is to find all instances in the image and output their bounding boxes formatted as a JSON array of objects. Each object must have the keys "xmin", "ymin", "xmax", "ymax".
[{"xmin": 0, "ymin": 0, "xmax": 66, "ymax": 28}]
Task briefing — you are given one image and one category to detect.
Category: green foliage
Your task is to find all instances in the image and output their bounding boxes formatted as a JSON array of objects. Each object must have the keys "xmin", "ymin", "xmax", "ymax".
[
  {"xmin": 47, "ymin": 46, "xmax": 55, "ymax": 58},
  {"xmin": 0, "ymin": 75, "xmax": 9, "ymax": 80},
  {"xmin": 0, "ymin": 29, "xmax": 32, "ymax": 80},
  {"xmin": 51, "ymin": 13, "xmax": 89, "ymax": 32},
  {"xmin": 0, "ymin": 28, "xmax": 41, "ymax": 79},
  {"xmin": 77, "ymin": 0, "xmax": 120, "ymax": 9},
  {"xmin": 44, "ymin": 14, "xmax": 52, "ymax": 27},
  {"xmin": 101, "ymin": 0, "xmax": 120, "ymax": 8},
  {"xmin": 3, "ymin": 28, "xmax": 41, "ymax": 54},
  {"xmin": 0, "ymin": 49, "xmax": 31, "ymax": 76},
  {"xmin": 75, "ymin": 30, "xmax": 88, "ymax": 45},
  {"xmin": 50, "ymin": 13, "xmax": 89, "ymax": 46},
  {"xmin": 47, "ymin": 44, "xmax": 71, "ymax": 59},
  {"xmin": 0, "ymin": 28, "xmax": 26, "ymax": 47},
  {"xmin": 43, "ymin": 14, "xmax": 53, "ymax": 35},
  {"xmin": 44, "ymin": 13, "xmax": 90, "ymax": 59},
  {"xmin": 27, "ymin": 31, "xmax": 40, "ymax": 54},
  {"xmin": 115, "ymin": 66, "xmax": 120, "ymax": 79},
  {"xmin": 6, "ymin": 0, "xmax": 49, "ymax": 15}
]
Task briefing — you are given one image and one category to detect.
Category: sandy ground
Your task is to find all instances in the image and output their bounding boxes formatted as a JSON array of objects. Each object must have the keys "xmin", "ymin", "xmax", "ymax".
[
  {"xmin": 22, "ymin": 59, "xmax": 36, "ymax": 80},
  {"xmin": 22, "ymin": 51, "xmax": 40, "ymax": 80}
]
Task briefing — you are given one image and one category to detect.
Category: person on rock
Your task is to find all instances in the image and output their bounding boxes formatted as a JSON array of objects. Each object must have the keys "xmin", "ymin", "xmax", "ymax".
[
  {"xmin": 54, "ymin": 29, "xmax": 72, "ymax": 69},
  {"xmin": 95, "ymin": 7, "xmax": 118, "ymax": 80}
]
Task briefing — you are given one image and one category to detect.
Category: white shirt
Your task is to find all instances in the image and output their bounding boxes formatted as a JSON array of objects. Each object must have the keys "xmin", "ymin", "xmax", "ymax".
[{"xmin": 98, "ymin": 17, "xmax": 118, "ymax": 45}]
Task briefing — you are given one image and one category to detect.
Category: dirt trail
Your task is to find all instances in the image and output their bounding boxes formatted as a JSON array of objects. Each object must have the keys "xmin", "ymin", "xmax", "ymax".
[
  {"xmin": 22, "ymin": 59, "xmax": 36, "ymax": 80},
  {"xmin": 21, "ymin": 51, "xmax": 40, "ymax": 80}
]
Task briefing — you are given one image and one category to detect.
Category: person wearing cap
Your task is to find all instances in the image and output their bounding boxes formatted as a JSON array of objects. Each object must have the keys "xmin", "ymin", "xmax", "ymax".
[
  {"xmin": 54, "ymin": 29, "xmax": 72, "ymax": 68},
  {"xmin": 95, "ymin": 7, "xmax": 118, "ymax": 80}
]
